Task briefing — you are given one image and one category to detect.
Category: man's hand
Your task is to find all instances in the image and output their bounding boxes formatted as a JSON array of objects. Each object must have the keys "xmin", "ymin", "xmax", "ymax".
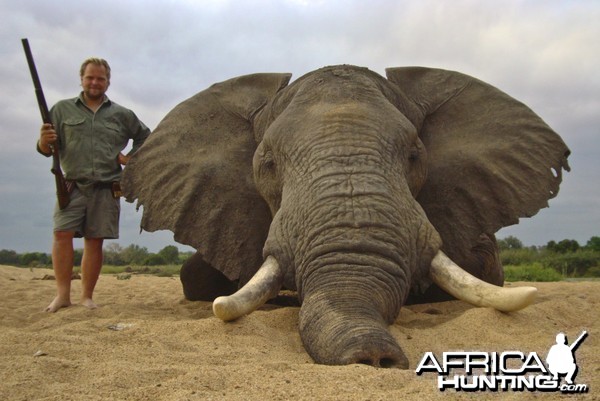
[
  {"xmin": 38, "ymin": 123, "xmax": 56, "ymax": 155},
  {"xmin": 118, "ymin": 153, "xmax": 130, "ymax": 165}
]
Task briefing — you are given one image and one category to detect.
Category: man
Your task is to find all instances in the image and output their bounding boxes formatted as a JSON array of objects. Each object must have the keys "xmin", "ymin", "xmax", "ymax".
[
  {"xmin": 37, "ymin": 57, "xmax": 150, "ymax": 312},
  {"xmin": 546, "ymin": 332, "xmax": 580, "ymax": 384}
]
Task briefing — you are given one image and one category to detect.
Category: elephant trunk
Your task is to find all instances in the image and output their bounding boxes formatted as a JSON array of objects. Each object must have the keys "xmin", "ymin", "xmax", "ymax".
[
  {"xmin": 298, "ymin": 263, "xmax": 410, "ymax": 368},
  {"xmin": 277, "ymin": 143, "xmax": 439, "ymax": 367},
  {"xmin": 293, "ymin": 210, "xmax": 432, "ymax": 368}
]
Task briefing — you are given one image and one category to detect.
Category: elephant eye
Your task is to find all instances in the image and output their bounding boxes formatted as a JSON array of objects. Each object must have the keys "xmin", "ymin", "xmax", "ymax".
[
  {"xmin": 262, "ymin": 151, "xmax": 276, "ymax": 171},
  {"xmin": 264, "ymin": 157, "xmax": 275, "ymax": 169},
  {"xmin": 254, "ymin": 143, "xmax": 279, "ymax": 182},
  {"xmin": 408, "ymin": 146, "xmax": 420, "ymax": 162}
]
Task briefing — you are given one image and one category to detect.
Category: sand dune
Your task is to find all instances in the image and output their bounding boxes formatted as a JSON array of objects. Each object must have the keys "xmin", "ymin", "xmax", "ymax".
[{"xmin": 0, "ymin": 265, "xmax": 597, "ymax": 400}]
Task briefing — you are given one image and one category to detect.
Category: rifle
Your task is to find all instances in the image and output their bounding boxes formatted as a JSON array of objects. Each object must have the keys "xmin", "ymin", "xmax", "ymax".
[
  {"xmin": 22, "ymin": 38, "xmax": 72, "ymax": 210},
  {"xmin": 569, "ymin": 330, "xmax": 587, "ymax": 352}
]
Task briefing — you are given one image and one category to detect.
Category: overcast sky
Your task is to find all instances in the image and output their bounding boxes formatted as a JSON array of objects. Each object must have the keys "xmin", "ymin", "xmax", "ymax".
[{"xmin": 1, "ymin": 0, "xmax": 598, "ymax": 253}]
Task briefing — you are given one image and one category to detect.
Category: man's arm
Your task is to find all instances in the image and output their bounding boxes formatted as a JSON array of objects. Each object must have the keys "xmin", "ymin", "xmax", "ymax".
[
  {"xmin": 119, "ymin": 117, "xmax": 150, "ymax": 165},
  {"xmin": 127, "ymin": 111, "xmax": 151, "ymax": 155}
]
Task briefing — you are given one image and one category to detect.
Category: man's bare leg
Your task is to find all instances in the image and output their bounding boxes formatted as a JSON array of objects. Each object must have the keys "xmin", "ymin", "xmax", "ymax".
[
  {"xmin": 45, "ymin": 231, "xmax": 75, "ymax": 312},
  {"xmin": 80, "ymin": 237, "xmax": 104, "ymax": 309}
]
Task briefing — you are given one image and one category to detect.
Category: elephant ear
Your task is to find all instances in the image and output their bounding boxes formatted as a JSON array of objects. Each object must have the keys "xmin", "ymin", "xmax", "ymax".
[
  {"xmin": 122, "ymin": 73, "xmax": 292, "ymax": 283},
  {"xmin": 386, "ymin": 67, "xmax": 570, "ymax": 269}
]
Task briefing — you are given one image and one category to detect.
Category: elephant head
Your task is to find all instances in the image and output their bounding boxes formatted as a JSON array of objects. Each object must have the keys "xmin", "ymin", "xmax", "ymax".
[{"xmin": 122, "ymin": 65, "xmax": 570, "ymax": 368}]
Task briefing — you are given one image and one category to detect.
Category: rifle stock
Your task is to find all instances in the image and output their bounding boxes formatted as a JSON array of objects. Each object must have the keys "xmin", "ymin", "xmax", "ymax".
[{"xmin": 22, "ymin": 38, "xmax": 71, "ymax": 210}]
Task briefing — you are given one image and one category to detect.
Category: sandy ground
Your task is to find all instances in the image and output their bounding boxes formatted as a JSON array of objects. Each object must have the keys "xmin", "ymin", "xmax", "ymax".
[{"xmin": 0, "ymin": 264, "xmax": 597, "ymax": 401}]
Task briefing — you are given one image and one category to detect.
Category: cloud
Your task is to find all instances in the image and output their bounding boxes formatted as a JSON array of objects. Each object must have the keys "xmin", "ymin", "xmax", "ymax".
[{"xmin": 1, "ymin": 0, "xmax": 598, "ymax": 251}]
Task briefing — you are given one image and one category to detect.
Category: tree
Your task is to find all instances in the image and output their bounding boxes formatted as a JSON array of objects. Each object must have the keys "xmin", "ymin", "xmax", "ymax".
[
  {"xmin": 0, "ymin": 249, "xmax": 20, "ymax": 265},
  {"xmin": 19, "ymin": 252, "xmax": 50, "ymax": 266},
  {"xmin": 585, "ymin": 236, "xmax": 600, "ymax": 252},
  {"xmin": 144, "ymin": 254, "xmax": 166, "ymax": 266},
  {"xmin": 121, "ymin": 244, "xmax": 149, "ymax": 265},
  {"xmin": 158, "ymin": 245, "xmax": 179, "ymax": 264},
  {"xmin": 498, "ymin": 236, "xmax": 523, "ymax": 251},
  {"xmin": 104, "ymin": 243, "xmax": 124, "ymax": 265},
  {"xmin": 547, "ymin": 239, "xmax": 580, "ymax": 254},
  {"xmin": 73, "ymin": 249, "xmax": 83, "ymax": 266}
]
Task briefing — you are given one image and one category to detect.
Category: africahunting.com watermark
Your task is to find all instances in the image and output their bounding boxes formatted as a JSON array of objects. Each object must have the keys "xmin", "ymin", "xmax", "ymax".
[{"xmin": 415, "ymin": 331, "xmax": 589, "ymax": 394}]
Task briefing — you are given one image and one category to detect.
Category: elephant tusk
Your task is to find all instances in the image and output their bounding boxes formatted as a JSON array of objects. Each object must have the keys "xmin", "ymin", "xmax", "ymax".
[
  {"xmin": 213, "ymin": 255, "xmax": 284, "ymax": 321},
  {"xmin": 430, "ymin": 251, "xmax": 537, "ymax": 312}
]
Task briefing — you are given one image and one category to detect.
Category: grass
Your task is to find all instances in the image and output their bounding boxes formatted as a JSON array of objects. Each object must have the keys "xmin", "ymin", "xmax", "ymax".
[
  {"xmin": 99, "ymin": 263, "xmax": 580, "ymax": 282},
  {"xmin": 26, "ymin": 262, "xmax": 600, "ymax": 282},
  {"xmin": 503, "ymin": 263, "xmax": 564, "ymax": 282},
  {"xmin": 72, "ymin": 264, "xmax": 182, "ymax": 278}
]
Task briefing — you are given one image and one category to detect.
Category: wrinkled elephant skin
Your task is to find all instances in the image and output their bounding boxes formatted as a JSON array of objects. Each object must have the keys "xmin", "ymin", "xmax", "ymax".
[{"xmin": 122, "ymin": 65, "xmax": 570, "ymax": 368}]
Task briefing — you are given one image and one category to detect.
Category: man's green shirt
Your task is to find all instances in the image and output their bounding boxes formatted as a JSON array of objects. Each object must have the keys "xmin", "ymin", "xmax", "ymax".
[{"xmin": 39, "ymin": 93, "xmax": 150, "ymax": 186}]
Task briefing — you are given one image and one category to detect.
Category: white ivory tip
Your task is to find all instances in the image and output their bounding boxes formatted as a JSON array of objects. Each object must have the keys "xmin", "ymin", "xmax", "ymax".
[
  {"xmin": 212, "ymin": 296, "xmax": 239, "ymax": 321},
  {"xmin": 430, "ymin": 251, "xmax": 537, "ymax": 313}
]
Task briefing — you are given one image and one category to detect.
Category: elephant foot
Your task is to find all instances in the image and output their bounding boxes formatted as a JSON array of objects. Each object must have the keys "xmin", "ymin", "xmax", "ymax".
[{"xmin": 180, "ymin": 252, "xmax": 237, "ymax": 301}]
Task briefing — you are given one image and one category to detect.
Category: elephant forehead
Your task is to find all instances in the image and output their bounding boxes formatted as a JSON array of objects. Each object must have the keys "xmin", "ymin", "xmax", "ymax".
[
  {"xmin": 284, "ymin": 98, "xmax": 415, "ymax": 141},
  {"xmin": 255, "ymin": 65, "xmax": 403, "ymax": 140},
  {"xmin": 296, "ymin": 72, "xmax": 385, "ymax": 102},
  {"xmin": 261, "ymin": 66, "xmax": 417, "ymax": 149},
  {"xmin": 303, "ymin": 65, "xmax": 379, "ymax": 84}
]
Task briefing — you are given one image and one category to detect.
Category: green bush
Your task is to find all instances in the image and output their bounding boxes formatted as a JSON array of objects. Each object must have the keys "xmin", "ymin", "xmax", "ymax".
[
  {"xmin": 542, "ymin": 250, "xmax": 600, "ymax": 277},
  {"xmin": 0, "ymin": 249, "xmax": 20, "ymax": 265},
  {"xmin": 584, "ymin": 266, "xmax": 600, "ymax": 278},
  {"xmin": 144, "ymin": 254, "xmax": 167, "ymax": 266},
  {"xmin": 500, "ymin": 248, "xmax": 541, "ymax": 266},
  {"xmin": 158, "ymin": 245, "xmax": 179, "ymax": 264},
  {"xmin": 19, "ymin": 252, "xmax": 51, "ymax": 267},
  {"xmin": 547, "ymin": 239, "xmax": 580, "ymax": 253},
  {"xmin": 586, "ymin": 236, "xmax": 600, "ymax": 252},
  {"xmin": 504, "ymin": 263, "xmax": 563, "ymax": 282}
]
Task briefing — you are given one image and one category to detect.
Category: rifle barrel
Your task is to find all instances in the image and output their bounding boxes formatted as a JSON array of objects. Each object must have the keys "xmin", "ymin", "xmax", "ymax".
[
  {"xmin": 21, "ymin": 38, "xmax": 52, "ymax": 124},
  {"xmin": 569, "ymin": 330, "xmax": 588, "ymax": 351}
]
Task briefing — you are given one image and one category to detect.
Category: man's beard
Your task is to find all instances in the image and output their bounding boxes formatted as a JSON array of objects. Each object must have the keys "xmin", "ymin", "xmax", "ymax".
[{"xmin": 84, "ymin": 89, "xmax": 105, "ymax": 101}]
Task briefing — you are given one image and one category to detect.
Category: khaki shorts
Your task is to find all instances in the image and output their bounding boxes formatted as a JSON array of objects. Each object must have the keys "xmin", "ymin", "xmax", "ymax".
[{"xmin": 53, "ymin": 185, "xmax": 120, "ymax": 239}]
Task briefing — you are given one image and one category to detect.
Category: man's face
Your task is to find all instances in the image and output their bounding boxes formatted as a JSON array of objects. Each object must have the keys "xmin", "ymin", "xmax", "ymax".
[{"xmin": 81, "ymin": 64, "xmax": 109, "ymax": 100}]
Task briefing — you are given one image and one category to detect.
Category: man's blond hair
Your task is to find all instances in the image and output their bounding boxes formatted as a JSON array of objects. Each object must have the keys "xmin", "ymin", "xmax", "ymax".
[{"xmin": 79, "ymin": 58, "xmax": 111, "ymax": 81}]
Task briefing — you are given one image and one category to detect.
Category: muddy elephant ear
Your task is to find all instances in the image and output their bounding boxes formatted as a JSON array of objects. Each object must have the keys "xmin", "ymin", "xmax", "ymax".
[
  {"xmin": 386, "ymin": 67, "xmax": 570, "ymax": 269},
  {"xmin": 122, "ymin": 73, "xmax": 292, "ymax": 283}
]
